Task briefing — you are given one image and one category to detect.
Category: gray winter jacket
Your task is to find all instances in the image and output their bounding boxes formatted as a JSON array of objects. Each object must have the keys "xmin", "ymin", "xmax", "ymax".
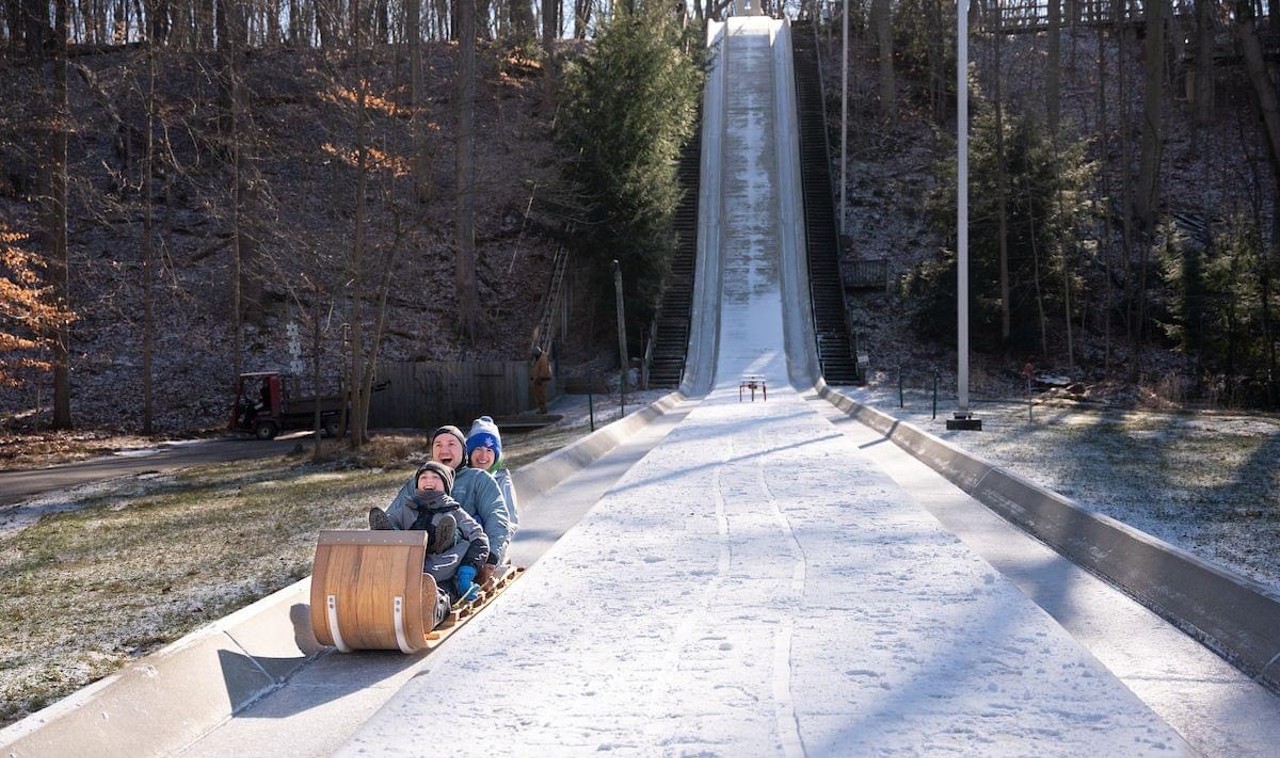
[
  {"xmin": 391, "ymin": 490, "xmax": 489, "ymax": 584},
  {"xmin": 387, "ymin": 466, "xmax": 512, "ymax": 564},
  {"xmin": 492, "ymin": 467, "xmax": 519, "ymax": 528}
]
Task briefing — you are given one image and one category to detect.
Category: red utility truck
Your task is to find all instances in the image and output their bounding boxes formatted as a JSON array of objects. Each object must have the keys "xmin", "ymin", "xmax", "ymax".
[{"xmin": 229, "ymin": 371, "xmax": 345, "ymax": 440}]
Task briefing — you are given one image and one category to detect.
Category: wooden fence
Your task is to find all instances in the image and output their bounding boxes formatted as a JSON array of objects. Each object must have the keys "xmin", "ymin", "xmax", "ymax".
[{"xmin": 369, "ymin": 360, "xmax": 554, "ymax": 430}]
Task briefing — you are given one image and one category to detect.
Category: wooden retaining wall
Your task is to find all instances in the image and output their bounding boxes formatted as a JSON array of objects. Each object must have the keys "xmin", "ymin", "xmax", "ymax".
[{"xmin": 369, "ymin": 360, "xmax": 554, "ymax": 429}]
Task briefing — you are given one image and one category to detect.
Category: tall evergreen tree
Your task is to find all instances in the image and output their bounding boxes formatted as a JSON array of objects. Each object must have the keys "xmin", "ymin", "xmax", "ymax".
[
  {"xmin": 914, "ymin": 98, "xmax": 1093, "ymax": 357},
  {"xmin": 555, "ymin": 5, "xmax": 702, "ymax": 343}
]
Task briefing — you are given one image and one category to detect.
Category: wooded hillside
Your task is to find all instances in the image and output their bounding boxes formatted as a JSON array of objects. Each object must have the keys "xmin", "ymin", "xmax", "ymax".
[
  {"xmin": 830, "ymin": 2, "xmax": 1280, "ymax": 409},
  {"xmin": 4, "ymin": 1, "xmax": 1280, "ymax": 442},
  {"xmin": 1, "ymin": 12, "xmax": 570, "ymax": 434}
]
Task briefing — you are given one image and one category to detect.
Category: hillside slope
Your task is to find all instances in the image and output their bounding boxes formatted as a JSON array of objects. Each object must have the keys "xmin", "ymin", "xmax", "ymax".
[
  {"xmin": 2, "ymin": 41, "xmax": 566, "ymax": 434},
  {"xmin": 4, "ymin": 21, "xmax": 1276, "ymax": 441},
  {"xmin": 828, "ymin": 23, "xmax": 1275, "ymax": 407}
]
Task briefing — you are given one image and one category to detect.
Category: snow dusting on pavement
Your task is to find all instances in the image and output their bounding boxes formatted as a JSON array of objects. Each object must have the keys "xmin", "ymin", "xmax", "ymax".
[
  {"xmin": 340, "ymin": 17, "xmax": 1190, "ymax": 756},
  {"xmin": 342, "ymin": 382, "xmax": 1188, "ymax": 755}
]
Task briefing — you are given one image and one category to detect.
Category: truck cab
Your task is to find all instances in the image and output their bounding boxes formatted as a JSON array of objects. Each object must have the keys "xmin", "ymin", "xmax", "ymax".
[{"xmin": 229, "ymin": 371, "xmax": 344, "ymax": 439}]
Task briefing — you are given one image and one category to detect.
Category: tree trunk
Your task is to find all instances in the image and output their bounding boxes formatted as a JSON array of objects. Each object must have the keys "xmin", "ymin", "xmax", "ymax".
[
  {"xmin": 197, "ymin": 0, "xmax": 214, "ymax": 49},
  {"xmin": 508, "ymin": 0, "xmax": 535, "ymax": 41},
  {"xmin": 1046, "ymin": 0, "xmax": 1061, "ymax": 132},
  {"xmin": 574, "ymin": 0, "xmax": 590, "ymax": 39},
  {"xmin": 1191, "ymin": 0, "xmax": 1215, "ymax": 154},
  {"xmin": 1030, "ymin": 212, "xmax": 1048, "ymax": 356},
  {"xmin": 991, "ymin": 2, "xmax": 1010, "ymax": 349},
  {"xmin": 1116, "ymin": 9, "xmax": 1140, "ymax": 380},
  {"xmin": 1132, "ymin": 0, "xmax": 1166, "ymax": 380},
  {"xmin": 348, "ymin": 0, "xmax": 370, "ymax": 447},
  {"xmin": 221, "ymin": 2, "xmax": 255, "ymax": 379},
  {"xmin": 18, "ymin": 0, "xmax": 48, "ymax": 52},
  {"xmin": 455, "ymin": 0, "xmax": 480, "ymax": 342},
  {"xmin": 1135, "ymin": 0, "xmax": 1164, "ymax": 231},
  {"xmin": 315, "ymin": 0, "xmax": 335, "ymax": 48},
  {"xmin": 1233, "ymin": 0, "xmax": 1280, "ymax": 183},
  {"xmin": 1052, "ymin": 130, "xmax": 1075, "ymax": 368},
  {"xmin": 925, "ymin": 0, "xmax": 944, "ymax": 120},
  {"xmin": 542, "ymin": 0, "xmax": 558, "ymax": 44},
  {"xmin": 541, "ymin": 0, "xmax": 559, "ymax": 111},
  {"xmin": 408, "ymin": 0, "xmax": 431, "ymax": 203},
  {"xmin": 311, "ymin": 282, "xmax": 324, "ymax": 459},
  {"xmin": 49, "ymin": 0, "xmax": 72, "ymax": 428},
  {"xmin": 1097, "ymin": 23, "xmax": 1113, "ymax": 376},
  {"xmin": 872, "ymin": 0, "xmax": 894, "ymax": 119},
  {"xmin": 142, "ymin": 23, "xmax": 157, "ymax": 435},
  {"xmin": 1061, "ymin": 228, "xmax": 1074, "ymax": 367}
]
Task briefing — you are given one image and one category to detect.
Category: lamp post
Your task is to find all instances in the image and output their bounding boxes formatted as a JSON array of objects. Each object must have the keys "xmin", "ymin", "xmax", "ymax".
[
  {"xmin": 948, "ymin": 0, "xmax": 982, "ymax": 431},
  {"xmin": 612, "ymin": 259, "xmax": 627, "ymax": 416}
]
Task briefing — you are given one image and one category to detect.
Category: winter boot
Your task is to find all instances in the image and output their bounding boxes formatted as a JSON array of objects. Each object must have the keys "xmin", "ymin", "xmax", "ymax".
[
  {"xmin": 429, "ymin": 514, "xmax": 457, "ymax": 554},
  {"xmin": 368, "ymin": 507, "xmax": 393, "ymax": 531},
  {"xmin": 431, "ymin": 587, "xmax": 452, "ymax": 629}
]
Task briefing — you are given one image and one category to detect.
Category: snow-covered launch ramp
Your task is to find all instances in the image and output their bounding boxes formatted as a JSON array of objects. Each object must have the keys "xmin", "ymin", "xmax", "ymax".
[{"xmin": 339, "ymin": 17, "xmax": 1192, "ymax": 756}]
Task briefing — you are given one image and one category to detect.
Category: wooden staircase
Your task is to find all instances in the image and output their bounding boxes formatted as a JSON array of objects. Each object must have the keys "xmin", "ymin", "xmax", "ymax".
[
  {"xmin": 646, "ymin": 128, "xmax": 701, "ymax": 388},
  {"xmin": 792, "ymin": 20, "xmax": 861, "ymax": 385},
  {"xmin": 533, "ymin": 237, "xmax": 570, "ymax": 355}
]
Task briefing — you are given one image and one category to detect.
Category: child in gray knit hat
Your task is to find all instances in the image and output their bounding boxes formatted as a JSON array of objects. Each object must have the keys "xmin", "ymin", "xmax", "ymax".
[
  {"xmin": 382, "ymin": 424, "xmax": 514, "ymax": 588},
  {"xmin": 369, "ymin": 461, "xmax": 489, "ymax": 625}
]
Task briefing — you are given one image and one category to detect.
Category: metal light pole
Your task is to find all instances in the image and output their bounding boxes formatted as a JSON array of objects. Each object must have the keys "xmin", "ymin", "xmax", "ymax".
[
  {"xmin": 612, "ymin": 259, "xmax": 627, "ymax": 416},
  {"xmin": 840, "ymin": 0, "xmax": 848, "ymax": 236},
  {"xmin": 948, "ymin": 0, "xmax": 981, "ymax": 431}
]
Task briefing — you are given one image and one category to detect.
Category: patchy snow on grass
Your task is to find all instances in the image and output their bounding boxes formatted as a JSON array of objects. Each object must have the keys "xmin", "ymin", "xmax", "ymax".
[
  {"xmin": 846, "ymin": 386, "xmax": 1280, "ymax": 593},
  {"xmin": 0, "ymin": 477, "xmax": 158, "ymax": 538}
]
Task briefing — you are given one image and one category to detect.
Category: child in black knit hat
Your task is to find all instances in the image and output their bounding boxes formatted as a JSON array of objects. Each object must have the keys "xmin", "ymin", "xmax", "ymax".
[{"xmin": 368, "ymin": 461, "xmax": 490, "ymax": 627}]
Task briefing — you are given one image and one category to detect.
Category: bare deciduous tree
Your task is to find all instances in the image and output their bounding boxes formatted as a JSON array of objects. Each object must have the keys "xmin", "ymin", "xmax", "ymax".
[
  {"xmin": 348, "ymin": 0, "xmax": 373, "ymax": 446},
  {"xmin": 408, "ymin": 0, "xmax": 431, "ymax": 204},
  {"xmin": 47, "ymin": 0, "xmax": 72, "ymax": 428},
  {"xmin": 455, "ymin": 0, "xmax": 480, "ymax": 342},
  {"xmin": 1135, "ymin": 0, "xmax": 1164, "ymax": 232},
  {"xmin": 0, "ymin": 232, "xmax": 75, "ymax": 407},
  {"xmin": 142, "ymin": 9, "xmax": 159, "ymax": 434},
  {"xmin": 1046, "ymin": 0, "xmax": 1060, "ymax": 132},
  {"xmin": 872, "ymin": 0, "xmax": 894, "ymax": 119}
]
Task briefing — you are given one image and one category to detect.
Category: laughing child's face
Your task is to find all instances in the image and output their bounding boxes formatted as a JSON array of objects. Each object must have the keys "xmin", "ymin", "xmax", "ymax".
[{"xmin": 417, "ymin": 470, "xmax": 447, "ymax": 493}]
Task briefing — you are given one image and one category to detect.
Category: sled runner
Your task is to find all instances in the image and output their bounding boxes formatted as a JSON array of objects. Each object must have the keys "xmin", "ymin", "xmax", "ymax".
[{"xmin": 309, "ymin": 529, "xmax": 521, "ymax": 654}]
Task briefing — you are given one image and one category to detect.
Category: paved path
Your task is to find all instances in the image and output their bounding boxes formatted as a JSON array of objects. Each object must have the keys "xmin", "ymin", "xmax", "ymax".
[{"xmin": 0, "ymin": 436, "xmax": 296, "ymax": 533}]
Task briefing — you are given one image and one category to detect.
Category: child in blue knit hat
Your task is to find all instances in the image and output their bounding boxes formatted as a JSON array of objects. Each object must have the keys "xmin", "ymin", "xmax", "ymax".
[{"xmin": 466, "ymin": 415, "xmax": 519, "ymax": 529}]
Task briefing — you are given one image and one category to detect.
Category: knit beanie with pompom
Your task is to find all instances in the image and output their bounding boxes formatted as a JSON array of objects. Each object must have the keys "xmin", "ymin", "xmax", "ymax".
[{"xmin": 465, "ymin": 415, "xmax": 502, "ymax": 467}]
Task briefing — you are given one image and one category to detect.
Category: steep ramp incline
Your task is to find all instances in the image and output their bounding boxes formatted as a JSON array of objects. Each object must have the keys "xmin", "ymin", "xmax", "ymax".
[{"xmin": 338, "ymin": 18, "xmax": 1190, "ymax": 756}]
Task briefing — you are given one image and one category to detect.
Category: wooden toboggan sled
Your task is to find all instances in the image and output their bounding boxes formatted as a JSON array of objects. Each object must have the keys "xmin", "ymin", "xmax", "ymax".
[{"xmin": 309, "ymin": 530, "xmax": 521, "ymax": 654}]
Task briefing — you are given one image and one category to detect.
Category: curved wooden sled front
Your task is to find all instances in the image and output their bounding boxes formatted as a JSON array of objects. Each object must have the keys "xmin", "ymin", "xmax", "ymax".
[
  {"xmin": 310, "ymin": 529, "xmax": 523, "ymax": 654},
  {"xmin": 310, "ymin": 530, "xmax": 433, "ymax": 653}
]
